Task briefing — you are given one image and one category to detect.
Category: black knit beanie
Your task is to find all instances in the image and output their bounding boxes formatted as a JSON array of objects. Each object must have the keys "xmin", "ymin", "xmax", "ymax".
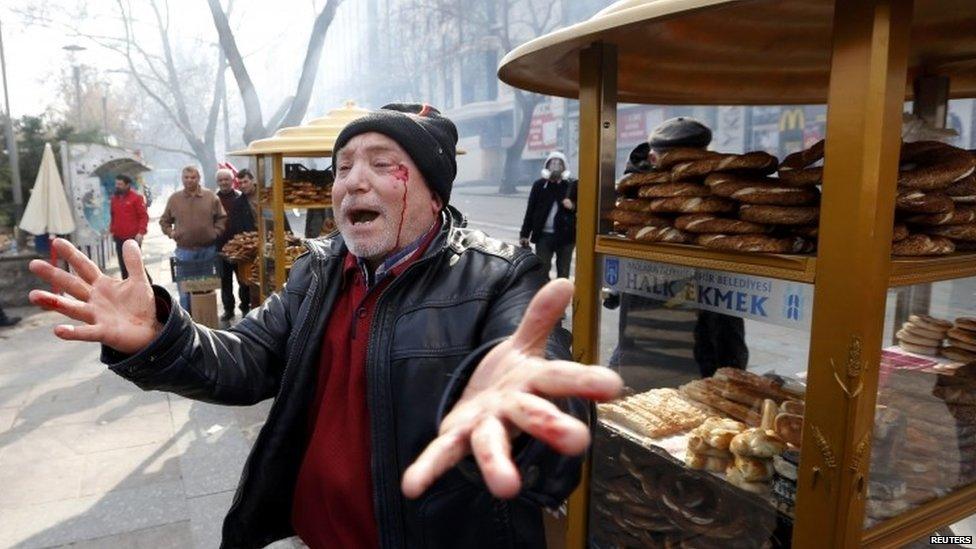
[
  {"xmin": 648, "ymin": 117, "xmax": 713, "ymax": 151},
  {"xmin": 333, "ymin": 103, "xmax": 458, "ymax": 205}
]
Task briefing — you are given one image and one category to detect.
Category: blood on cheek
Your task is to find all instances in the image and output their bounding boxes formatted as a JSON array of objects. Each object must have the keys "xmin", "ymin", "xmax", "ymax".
[{"xmin": 393, "ymin": 164, "xmax": 409, "ymax": 248}]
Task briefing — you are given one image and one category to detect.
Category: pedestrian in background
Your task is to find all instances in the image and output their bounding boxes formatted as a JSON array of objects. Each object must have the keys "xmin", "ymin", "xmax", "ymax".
[
  {"xmin": 109, "ymin": 174, "xmax": 148, "ymax": 279},
  {"xmin": 159, "ymin": 165, "xmax": 227, "ymax": 312},
  {"xmin": 220, "ymin": 168, "xmax": 258, "ymax": 318},
  {"xmin": 519, "ymin": 151, "xmax": 577, "ymax": 279},
  {"xmin": 215, "ymin": 168, "xmax": 245, "ymax": 320}
]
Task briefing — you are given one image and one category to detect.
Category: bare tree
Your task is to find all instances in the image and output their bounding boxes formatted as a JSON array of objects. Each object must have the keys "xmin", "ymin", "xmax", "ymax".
[{"xmin": 391, "ymin": 0, "xmax": 560, "ymax": 193}]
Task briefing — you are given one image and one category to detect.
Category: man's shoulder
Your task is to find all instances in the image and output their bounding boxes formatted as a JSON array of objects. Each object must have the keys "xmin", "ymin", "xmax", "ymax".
[{"xmin": 447, "ymin": 226, "xmax": 528, "ymax": 265}]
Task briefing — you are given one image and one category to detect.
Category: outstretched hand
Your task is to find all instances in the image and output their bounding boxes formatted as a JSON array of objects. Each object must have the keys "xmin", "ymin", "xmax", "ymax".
[
  {"xmin": 401, "ymin": 278, "xmax": 623, "ymax": 500},
  {"xmin": 28, "ymin": 238, "xmax": 161, "ymax": 354}
]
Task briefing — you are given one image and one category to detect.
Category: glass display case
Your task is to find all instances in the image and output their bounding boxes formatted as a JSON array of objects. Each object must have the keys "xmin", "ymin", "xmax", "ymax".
[{"xmin": 497, "ymin": 0, "xmax": 976, "ymax": 547}]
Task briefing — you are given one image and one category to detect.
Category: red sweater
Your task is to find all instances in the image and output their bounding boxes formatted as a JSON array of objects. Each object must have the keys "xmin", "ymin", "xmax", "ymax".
[
  {"xmin": 292, "ymin": 221, "xmax": 440, "ymax": 549},
  {"xmin": 110, "ymin": 189, "xmax": 149, "ymax": 240}
]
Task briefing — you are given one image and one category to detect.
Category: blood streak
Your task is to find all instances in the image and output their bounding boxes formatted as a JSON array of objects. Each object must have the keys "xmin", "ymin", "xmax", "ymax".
[
  {"xmin": 393, "ymin": 164, "xmax": 410, "ymax": 248},
  {"xmin": 36, "ymin": 295, "xmax": 60, "ymax": 310}
]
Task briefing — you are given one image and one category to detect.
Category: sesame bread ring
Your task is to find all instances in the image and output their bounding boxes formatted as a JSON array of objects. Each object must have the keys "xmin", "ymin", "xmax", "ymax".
[
  {"xmin": 947, "ymin": 327, "xmax": 976, "ymax": 346},
  {"xmin": 903, "ymin": 322, "xmax": 946, "ymax": 340},
  {"xmin": 739, "ymin": 204, "xmax": 820, "ymax": 225},
  {"xmin": 617, "ymin": 170, "xmax": 671, "ymax": 191},
  {"xmin": 779, "ymin": 139, "xmax": 825, "ymax": 170},
  {"xmin": 890, "ymin": 234, "xmax": 956, "ymax": 256},
  {"xmin": 898, "ymin": 141, "xmax": 976, "ymax": 191},
  {"xmin": 895, "ymin": 190, "xmax": 955, "ymax": 214},
  {"xmin": 899, "ymin": 341, "xmax": 940, "ymax": 356},
  {"xmin": 671, "ymin": 151, "xmax": 779, "ymax": 181},
  {"xmin": 792, "ymin": 225, "xmax": 819, "ymax": 239},
  {"xmin": 615, "ymin": 198, "xmax": 658, "ymax": 212},
  {"xmin": 955, "ymin": 317, "xmax": 976, "ymax": 331},
  {"xmin": 697, "ymin": 234, "xmax": 813, "ymax": 253},
  {"xmin": 896, "ymin": 328, "xmax": 942, "ymax": 347},
  {"xmin": 674, "ymin": 214, "xmax": 769, "ymax": 234},
  {"xmin": 648, "ymin": 196, "xmax": 737, "ymax": 214},
  {"xmin": 892, "ymin": 223, "xmax": 909, "ymax": 242},
  {"xmin": 611, "ymin": 222, "xmax": 632, "ymax": 234},
  {"xmin": 941, "ymin": 346, "xmax": 976, "ymax": 363},
  {"xmin": 777, "ymin": 166, "xmax": 823, "ymax": 186},
  {"xmin": 706, "ymin": 176, "xmax": 820, "ymax": 206},
  {"xmin": 909, "ymin": 314, "xmax": 953, "ymax": 331},
  {"xmin": 946, "ymin": 175, "xmax": 976, "ymax": 203},
  {"xmin": 627, "ymin": 225, "xmax": 694, "ymax": 244},
  {"xmin": 946, "ymin": 336, "xmax": 976, "ymax": 353},
  {"xmin": 923, "ymin": 223, "xmax": 976, "ymax": 241},
  {"xmin": 607, "ymin": 208, "xmax": 672, "ymax": 227},
  {"xmin": 655, "ymin": 148, "xmax": 722, "ymax": 170},
  {"xmin": 637, "ymin": 182, "xmax": 711, "ymax": 198},
  {"xmin": 904, "ymin": 205, "xmax": 976, "ymax": 226}
]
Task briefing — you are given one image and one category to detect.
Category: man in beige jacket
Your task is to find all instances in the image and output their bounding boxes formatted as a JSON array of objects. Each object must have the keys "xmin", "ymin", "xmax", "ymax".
[{"xmin": 160, "ymin": 165, "xmax": 227, "ymax": 311}]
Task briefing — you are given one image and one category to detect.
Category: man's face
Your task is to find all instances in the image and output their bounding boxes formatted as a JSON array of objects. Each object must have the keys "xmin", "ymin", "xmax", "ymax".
[
  {"xmin": 239, "ymin": 175, "xmax": 255, "ymax": 196},
  {"xmin": 114, "ymin": 179, "xmax": 129, "ymax": 193},
  {"xmin": 216, "ymin": 172, "xmax": 234, "ymax": 192},
  {"xmin": 547, "ymin": 158, "xmax": 565, "ymax": 178},
  {"xmin": 182, "ymin": 169, "xmax": 201, "ymax": 192},
  {"xmin": 332, "ymin": 132, "xmax": 442, "ymax": 263}
]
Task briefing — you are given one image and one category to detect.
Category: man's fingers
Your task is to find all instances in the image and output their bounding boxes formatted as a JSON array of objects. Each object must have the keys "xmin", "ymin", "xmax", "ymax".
[
  {"xmin": 505, "ymin": 392, "xmax": 591, "ymax": 456},
  {"xmin": 122, "ymin": 240, "xmax": 149, "ymax": 284},
  {"xmin": 53, "ymin": 323, "xmax": 104, "ymax": 342},
  {"xmin": 29, "ymin": 260, "xmax": 91, "ymax": 301},
  {"xmin": 470, "ymin": 416, "xmax": 520, "ymax": 499},
  {"xmin": 510, "ymin": 278, "xmax": 574, "ymax": 355},
  {"xmin": 29, "ymin": 290, "xmax": 95, "ymax": 324},
  {"xmin": 401, "ymin": 431, "xmax": 471, "ymax": 499},
  {"xmin": 54, "ymin": 238, "xmax": 101, "ymax": 284},
  {"xmin": 527, "ymin": 361, "xmax": 623, "ymax": 402}
]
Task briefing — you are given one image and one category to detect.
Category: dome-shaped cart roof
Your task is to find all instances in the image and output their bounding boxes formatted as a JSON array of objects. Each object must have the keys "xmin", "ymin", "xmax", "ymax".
[{"xmin": 498, "ymin": 0, "xmax": 976, "ymax": 105}]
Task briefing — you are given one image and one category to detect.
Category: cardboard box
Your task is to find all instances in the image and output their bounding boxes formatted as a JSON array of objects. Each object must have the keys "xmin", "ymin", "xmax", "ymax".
[{"xmin": 190, "ymin": 291, "xmax": 219, "ymax": 328}]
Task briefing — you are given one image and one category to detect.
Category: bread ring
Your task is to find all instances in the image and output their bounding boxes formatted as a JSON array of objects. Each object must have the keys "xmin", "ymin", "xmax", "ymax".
[
  {"xmin": 774, "ymin": 413, "xmax": 804, "ymax": 448},
  {"xmin": 647, "ymin": 196, "xmax": 737, "ymax": 214},
  {"xmin": 704, "ymin": 173, "xmax": 819, "ymax": 205},
  {"xmin": 923, "ymin": 223, "xmax": 976, "ymax": 241},
  {"xmin": 941, "ymin": 346, "xmax": 976, "ymax": 363},
  {"xmin": 792, "ymin": 225, "xmax": 819, "ymax": 239},
  {"xmin": 904, "ymin": 205, "xmax": 976, "ymax": 226},
  {"xmin": 946, "ymin": 175, "xmax": 976, "ymax": 202},
  {"xmin": 627, "ymin": 225, "xmax": 694, "ymax": 244},
  {"xmin": 615, "ymin": 198, "xmax": 657, "ymax": 212},
  {"xmin": 910, "ymin": 314, "xmax": 952, "ymax": 331},
  {"xmin": 947, "ymin": 327, "xmax": 976, "ymax": 346},
  {"xmin": 890, "ymin": 234, "xmax": 955, "ymax": 256},
  {"xmin": 781, "ymin": 400, "xmax": 805, "ymax": 415},
  {"xmin": 637, "ymin": 182, "xmax": 711, "ymax": 198},
  {"xmin": 674, "ymin": 214, "xmax": 768, "ymax": 234},
  {"xmin": 739, "ymin": 204, "xmax": 820, "ymax": 225},
  {"xmin": 777, "ymin": 167, "xmax": 822, "ymax": 186},
  {"xmin": 732, "ymin": 454, "xmax": 774, "ymax": 482},
  {"xmin": 611, "ymin": 222, "xmax": 633, "ymax": 234},
  {"xmin": 780, "ymin": 139, "xmax": 825, "ymax": 170},
  {"xmin": 892, "ymin": 223, "xmax": 909, "ymax": 242},
  {"xmin": 903, "ymin": 321, "xmax": 947, "ymax": 340},
  {"xmin": 697, "ymin": 234, "xmax": 814, "ymax": 254},
  {"xmin": 655, "ymin": 148, "xmax": 722, "ymax": 170},
  {"xmin": 896, "ymin": 328, "xmax": 942, "ymax": 347},
  {"xmin": 671, "ymin": 151, "xmax": 779, "ymax": 181},
  {"xmin": 729, "ymin": 428, "xmax": 786, "ymax": 459},
  {"xmin": 895, "ymin": 190, "xmax": 955, "ymax": 214},
  {"xmin": 946, "ymin": 336, "xmax": 976, "ymax": 353},
  {"xmin": 955, "ymin": 317, "xmax": 976, "ymax": 332},
  {"xmin": 617, "ymin": 170, "xmax": 671, "ymax": 191},
  {"xmin": 898, "ymin": 341, "xmax": 939, "ymax": 355},
  {"xmin": 607, "ymin": 208, "xmax": 672, "ymax": 227},
  {"xmin": 899, "ymin": 141, "xmax": 976, "ymax": 191}
]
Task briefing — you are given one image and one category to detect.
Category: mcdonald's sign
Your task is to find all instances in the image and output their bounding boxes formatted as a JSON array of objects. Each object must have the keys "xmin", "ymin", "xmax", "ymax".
[{"xmin": 779, "ymin": 108, "xmax": 806, "ymax": 131}]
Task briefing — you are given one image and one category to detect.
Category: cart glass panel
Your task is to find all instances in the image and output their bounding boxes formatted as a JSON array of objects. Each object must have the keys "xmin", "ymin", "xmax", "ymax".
[
  {"xmin": 591, "ymin": 254, "xmax": 810, "ymax": 547},
  {"xmin": 865, "ymin": 276, "xmax": 976, "ymax": 530}
]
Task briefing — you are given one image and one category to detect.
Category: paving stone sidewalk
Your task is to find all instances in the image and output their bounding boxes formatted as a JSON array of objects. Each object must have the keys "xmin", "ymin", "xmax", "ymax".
[{"xmin": 0, "ymin": 223, "xmax": 271, "ymax": 548}]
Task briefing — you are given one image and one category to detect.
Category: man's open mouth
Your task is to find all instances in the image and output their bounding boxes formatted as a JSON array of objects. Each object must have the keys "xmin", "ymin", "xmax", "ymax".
[{"xmin": 349, "ymin": 209, "xmax": 381, "ymax": 225}]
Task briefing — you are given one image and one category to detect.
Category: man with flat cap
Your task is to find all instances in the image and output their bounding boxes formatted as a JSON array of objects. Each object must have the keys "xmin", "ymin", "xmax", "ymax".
[{"xmin": 28, "ymin": 103, "xmax": 622, "ymax": 549}]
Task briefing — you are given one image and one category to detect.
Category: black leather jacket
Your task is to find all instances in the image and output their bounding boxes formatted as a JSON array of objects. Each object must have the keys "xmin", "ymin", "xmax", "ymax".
[{"xmin": 102, "ymin": 207, "xmax": 584, "ymax": 549}]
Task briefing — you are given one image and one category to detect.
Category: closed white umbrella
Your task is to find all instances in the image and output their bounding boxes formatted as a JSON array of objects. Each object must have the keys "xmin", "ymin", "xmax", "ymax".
[{"xmin": 19, "ymin": 142, "xmax": 76, "ymax": 236}]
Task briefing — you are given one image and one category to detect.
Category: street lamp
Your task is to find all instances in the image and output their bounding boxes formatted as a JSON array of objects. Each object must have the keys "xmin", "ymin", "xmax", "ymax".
[{"xmin": 62, "ymin": 44, "xmax": 87, "ymax": 130}]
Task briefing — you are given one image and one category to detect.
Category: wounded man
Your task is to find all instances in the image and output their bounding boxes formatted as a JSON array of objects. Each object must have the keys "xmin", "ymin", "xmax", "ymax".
[{"xmin": 28, "ymin": 103, "xmax": 623, "ymax": 549}]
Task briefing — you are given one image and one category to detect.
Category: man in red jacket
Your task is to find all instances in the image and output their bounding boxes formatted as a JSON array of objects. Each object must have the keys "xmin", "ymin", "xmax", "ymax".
[{"xmin": 109, "ymin": 174, "xmax": 149, "ymax": 279}]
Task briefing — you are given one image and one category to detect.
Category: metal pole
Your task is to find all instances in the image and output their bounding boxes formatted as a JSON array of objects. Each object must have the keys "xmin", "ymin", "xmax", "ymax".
[
  {"xmin": 73, "ymin": 65, "xmax": 82, "ymax": 130},
  {"xmin": 0, "ymin": 20, "xmax": 24, "ymax": 245}
]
